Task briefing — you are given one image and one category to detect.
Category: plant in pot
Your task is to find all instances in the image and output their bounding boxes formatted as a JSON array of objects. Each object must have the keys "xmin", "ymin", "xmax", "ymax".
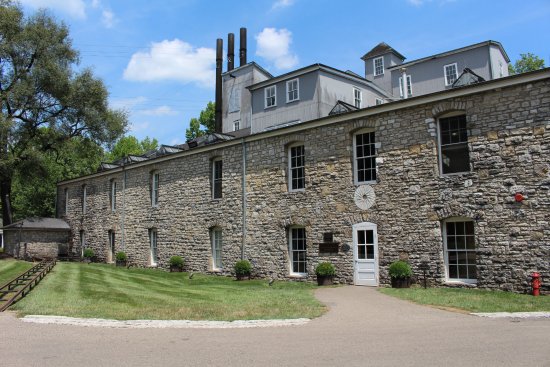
[
  {"xmin": 169, "ymin": 256, "xmax": 184, "ymax": 272},
  {"xmin": 315, "ymin": 262, "xmax": 336, "ymax": 286},
  {"xmin": 234, "ymin": 260, "xmax": 252, "ymax": 280},
  {"xmin": 115, "ymin": 251, "xmax": 127, "ymax": 267},
  {"xmin": 83, "ymin": 248, "xmax": 94, "ymax": 263},
  {"xmin": 389, "ymin": 260, "xmax": 412, "ymax": 288}
]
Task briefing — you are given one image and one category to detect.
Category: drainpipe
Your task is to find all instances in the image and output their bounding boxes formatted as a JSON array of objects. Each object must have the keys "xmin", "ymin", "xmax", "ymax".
[
  {"xmin": 241, "ymin": 138, "xmax": 247, "ymax": 260},
  {"xmin": 401, "ymin": 67, "xmax": 408, "ymax": 99}
]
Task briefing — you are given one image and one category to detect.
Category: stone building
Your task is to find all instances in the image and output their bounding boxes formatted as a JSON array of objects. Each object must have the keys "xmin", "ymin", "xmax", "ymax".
[{"xmin": 58, "ymin": 68, "xmax": 550, "ymax": 294}]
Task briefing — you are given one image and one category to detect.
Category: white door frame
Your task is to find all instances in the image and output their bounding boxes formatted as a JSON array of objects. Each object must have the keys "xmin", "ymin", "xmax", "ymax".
[{"xmin": 352, "ymin": 222, "xmax": 379, "ymax": 286}]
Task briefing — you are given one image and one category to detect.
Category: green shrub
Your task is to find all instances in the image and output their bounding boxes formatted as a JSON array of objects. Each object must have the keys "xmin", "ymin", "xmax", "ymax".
[
  {"xmin": 234, "ymin": 260, "xmax": 252, "ymax": 275},
  {"xmin": 315, "ymin": 262, "xmax": 336, "ymax": 276},
  {"xmin": 169, "ymin": 255, "xmax": 184, "ymax": 267},
  {"xmin": 83, "ymin": 248, "xmax": 94, "ymax": 259},
  {"xmin": 389, "ymin": 261, "xmax": 412, "ymax": 279},
  {"xmin": 116, "ymin": 251, "xmax": 127, "ymax": 262}
]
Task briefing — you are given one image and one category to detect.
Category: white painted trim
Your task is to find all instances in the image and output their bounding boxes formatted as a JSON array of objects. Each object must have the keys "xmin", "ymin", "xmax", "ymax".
[
  {"xmin": 352, "ymin": 129, "xmax": 377, "ymax": 186},
  {"xmin": 442, "ymin": 218, "xmax": 477, "ymax": 284},
  {"xmin": 353, "ymin": 87, "xmax": 362, "ymax": 108},
  {"xmin": 444, "ymin": 63, "xmax": 458, "ymax": 86},
  {"xmin": 151, "ymin": 171, "xmax": 160, "ymax": 207},
  {"xmin": 373, "ymin": 57, "xmax": 384, "ymax": 76},
  {"xmin": 286, "ymin": 78, "xmax": 299, "ymax": 103},
  {"xmin": 288, "ymin": 143, "xmax": 305, "ymax": 192},
  {"xmin": 288, "ymin": 226, "xmax": 307, "ymax": 276},
  {"xmin": 399, "ymin": 75, "xmax": 412, "ymax": 97},
  {"xmin": 437, "ymin": 114, "xmax": 469, "ymax": 175},
  {"xmin": 211, "ymin": 158, "xmax": 223, "ymax": 199},
  {"xmin": 211, "ymin": 228, "xmax": 222, "ymax": 271},
  {"xmin": 110, "ymin": 180, "xmax": 117, "ymax": 212},
  {"xmin": 352, "ymin": 222, "xmax": 379, "ymax": 286},
  {"xmin": 149, "ymin": 228, "xmax": 158, "ymax": 266},
  {"xmin": 264, "ymin": 85, "xmax": 277, "ymax": 109}
]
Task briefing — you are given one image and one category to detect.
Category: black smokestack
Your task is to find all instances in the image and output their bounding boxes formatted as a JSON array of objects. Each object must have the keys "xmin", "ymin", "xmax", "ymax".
[
  {"xmin": 239, "ymin": 27, "xmax": 247, "ymax": 66},
  {"xmin": 227, "ymin": 33, "xmax": 234, "ymax": 71},
  {"xmin": 215, "ymin": 38, "xmax": 223, "ymax": 134}
]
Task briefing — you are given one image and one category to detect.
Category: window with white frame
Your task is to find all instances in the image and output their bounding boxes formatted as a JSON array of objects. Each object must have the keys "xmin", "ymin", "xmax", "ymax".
[
  {"xmin": 212, "ymin": 158, "xmax": 222, "ymax": 199},
  {"xmin": 286, "ymin": 79, "xmax": 299, "ymax": 103},
  {"xmin": 353, "ymin": 130, "xmax": 377, "ymax": 184},
  {"xmin": 375, "ymin": 98, "xmax": 384, "ymax": 105},
  {"xmin": 399, "ymin": 75, "xmax": 412, "ymax": 97},
  {"xmin": 444, "ymin": 63, "xmax": 458, "ymax": 86},
  {"xmin": 151, "ymin": 171, "xmax": 159, "ymax": 207},
  {"xmin": 443, "ymin": 218, "xmax": 476, "ymax": 283},
  {"xmin": 265, "ymin": 85, "xmax": 276, "ymax": 108},
  {"xmin": 149, "ymin": 228, "xmax": 158, "ymax": 266},
  {"xmin": 353, "ymin": 88, "xmax": 362, "ymax": 108},
  {"xmin": 211, "ymin": 228, "xmax": 222, "ymax": 270},
  {"xmin": 438, "ymin": 114, "xmax": 469, "ymax": 174},
  {"xmin": 289, "ymin": 227, "xmax": 306, "ymax": 275},
  {"xmin": 109, "ymin": 179, "xmax": 116, "ymax": 211},
  {"xmin": 233, "ymin": 120, "xmax": 240, "ymax": 131},
  {"xmin": 82, "ymin": 185, "xmax": 87, "ymax": 214},
  {"xmin": 373, "ymin": 57, "xmax": 384, "ymax": 76},
  {"xmin": 79, "ymin": 230, "xmax": 85, "ymax": 257},
  {"xmin": 64, "ymin": 188, "xmax": 69, "ymax": 215},
  {"xmin": 108, "ymin": 230, "xmax": 115, "ymax": 262},
  {"xmin": 289, "ymin": 144, "xmax": 305, "ymax": 191}
]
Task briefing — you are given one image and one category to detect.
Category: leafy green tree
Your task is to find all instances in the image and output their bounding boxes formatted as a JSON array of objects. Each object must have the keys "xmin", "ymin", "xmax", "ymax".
[
  {"xmin": 508, "ymin": 53, "xmax": 546, "ymax": 75},
  {"xmin": 185, "ymin": 101, "xmax": 215, "ymax": 140},
  {"xmin": 105, "ymin": 135, "xmax": 159, "ymax": 162},
  {"xmin": 0, "ymin": 2, "xmax": 127, "ymax": 225}
]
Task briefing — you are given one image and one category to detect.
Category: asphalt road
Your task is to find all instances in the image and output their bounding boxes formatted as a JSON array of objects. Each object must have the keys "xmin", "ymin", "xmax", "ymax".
[{"xmin": 1, "ymin": 286, "xmax": 549, "ymax": 367}]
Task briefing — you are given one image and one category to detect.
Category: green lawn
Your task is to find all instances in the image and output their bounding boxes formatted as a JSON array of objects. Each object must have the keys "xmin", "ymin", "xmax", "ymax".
[
  {"xmin": 0, "ymin": 259, "xmax": 35, "ymax": 285},
  {"xmin": 379, "ymin": 287, "xmax": 550, "ymax": 313},
  {"xmin": 10, "ymin": 262, "xmax": 326, "ymax": 320}
]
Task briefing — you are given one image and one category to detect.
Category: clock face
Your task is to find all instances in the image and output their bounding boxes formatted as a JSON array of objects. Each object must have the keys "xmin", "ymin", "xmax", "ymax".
[{"xmin": 354, "ymin": 185, "xmax": 376, "ymax": 210}]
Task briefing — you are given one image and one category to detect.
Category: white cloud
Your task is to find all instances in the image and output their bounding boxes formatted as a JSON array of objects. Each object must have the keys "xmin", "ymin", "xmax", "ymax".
[
  {"xmin": 272, "ymin": 0, "xmax": 294, "ymax": 9},
  {"xmin": 20, "ymin": 0, "xmax": 86, "ymax": 18},
  {"xmin": 139, "ymin": 106, "xmax": 177, "ymax": 116},
  {"xmin": 123, "ymin": 39, "xmax": 216, "ymax": 88},
  {"xmin": 101, "ymin": 9, "xmax": 116, "ymax": 28},
  {"xmin": 255, "ymin": 28, "xmax": 298, "ymax": 70},
  {"xmin": 110, "ymin": 96, "xmax": 147, "ymax": 110}
]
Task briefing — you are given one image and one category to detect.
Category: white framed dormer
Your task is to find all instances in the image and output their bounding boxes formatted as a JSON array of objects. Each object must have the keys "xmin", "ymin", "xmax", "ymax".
[
  {"xmin": 444, "ymin": 63, "xmax": 458, "ymax": 86},
  {"xmin": 288, "ymin": 143, "xmax": 305, "ymax": 192},
  {"xmin": 442, "ymin": 217, "xmax": 477, "ymax": 284},
  {"xmin": 399, "ymin": 75, "xmax": 412, "ymax": 98},
  {"xmin": 373, "ymin": 57, "xmax": 384, "ymax": 76},
  {"xmin": 353, "ymin": 88, "xmax": 362, "ymax": 108},
  {"xmin": 233, "ymin": 120, "xmax": 240, "ymax": 131},
  {"xmin": 353, "ymin": 129, "xmax": 377, "ymax": 185},
  {"xmin": 264, "ymin": 85, "xmax": 276, "ymax": 109},
  {"xmin": 286, "ymin": 78, "xmax": 299, "ymax": 103},
  {"xmin": 288, "ymin": 226, "xmax": 307, "ymax": 277}
]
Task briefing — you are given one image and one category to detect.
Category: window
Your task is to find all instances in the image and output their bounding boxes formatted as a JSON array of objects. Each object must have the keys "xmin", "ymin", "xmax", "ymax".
[
  {"xmin": 289, "ymin": 144, "xmax": 305, "ymax": 191},
  {"xmin": 265, "ymin": 85, "xmax": 276, "ymax": 108},
  {"xmin": 211, "ymin": 228, "xmax": 222, "ymax": 270},
  {"xmin": 108, "ymin": 230, "xmax": 115, "ymax": 262},
  {"xmin": 151, "ymin": 172, "xmax": 159, "ymax": 207},
  {"xmin": 444, "ymin": 63, "xmax": 458, "ymax": 86},
  {"xmin": 375, "ymin": 98, "xmax": 384, "ymax": 105},
  {"xmin": 212, "ymin": 158, "xmax": 222, "ymax": 199},
  {"xmin": 79, "ymin": 230, "xmax": 85, "ymax": 257},
  {"xmin": 286, "ymin": 79, "xmax": 299, "ymax": 103},
  {"xmin": 149, "ymin": 228, "xmax": 158, "ymax": 266},
  {"xmin": 289, "ymin": 227, "xmax": 306, "ymax": 275},
  {"xmin": 399, "ymin": 75, "xmax": 412, "ymax": 98},
  {"xmin": 443, "ymin": 219, "xmax": 476, "ymax": 283},
  {"xmin": 353, "ymin": 130, "xmax": 377, "ymax": 184},
  {"xmin": 373, "ymin": 57, "xmax": 384, "ymax": 76},
  {"xmin": 353, "ymin": 88, "xmax": 362, "ymax": 108},
  {"xmin": 438, "ymin": 114, "xmax": 469, "ymax": 174},
  {"xmin": 64, "ymin": 188, "xmax": 69, "ymax": 215},
  {"xmin": 499, "ymin": 61, "xmax": 504, "ymax": 78},
  {"xmin": 109, "ymin": 179, "xmax": 116, "ymax": 211},
  {"xmin": 82, "ymin": 185, "xmax": 87, "ymax": 214},
  {"xmin": 233, "ymin": 120, "xmax": 240, "ymax": 131}
]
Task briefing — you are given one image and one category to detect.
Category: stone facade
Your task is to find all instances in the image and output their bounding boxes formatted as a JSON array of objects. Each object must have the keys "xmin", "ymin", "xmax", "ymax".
[
  {"xmin": 58, "ymin": 72, "xmax": 550, "ymax": 294},
  {"xmin": 4, "ymin": 230, "xmax": 69, "ymax": 260}
]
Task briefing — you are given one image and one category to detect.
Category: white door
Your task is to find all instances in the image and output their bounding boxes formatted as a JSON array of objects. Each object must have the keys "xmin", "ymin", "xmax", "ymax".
[{"xmin": 353, "ymin": 222, "xmax": 378, "ymax": 286}]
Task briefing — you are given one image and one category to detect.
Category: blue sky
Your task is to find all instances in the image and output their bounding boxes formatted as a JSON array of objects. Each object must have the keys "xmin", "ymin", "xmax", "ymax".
[{"xmin": 19, "ymin": 0, "xmax": 550, "ymax": 147}]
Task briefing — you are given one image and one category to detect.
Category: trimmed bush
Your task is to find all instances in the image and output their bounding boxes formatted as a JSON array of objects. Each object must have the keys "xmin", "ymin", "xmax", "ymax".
[
  {"xmin": 83, "ymin": 248, "xmax": 94, "ymax": 259},
  {"xmin": 116, "ymin": 251, "xmax": 127, "ymax": 262},
  {"xmin": 315, "ymin": 262, "xmax": 336, "ymax": 276},
  {"xmin": 169, "ymin": 256, "xmax": 184, "ymax": 267},
  {"xmin": 388, "ymin": 261, "xmax": 412, "ymax": 279},
  {"xmin": 234, "ymin": 260, "xmax": 252, "ymax": 276}
]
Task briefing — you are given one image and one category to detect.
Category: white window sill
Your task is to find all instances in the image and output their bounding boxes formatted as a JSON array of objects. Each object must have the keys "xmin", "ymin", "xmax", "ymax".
[
  {"xmin": 211, "ymin": 269, "xmax": 222, "ymax": 273},
  {"xmin": 355, "ymin": 180, "xmax": 377, "ymax": 186},
  {"xmin": 286, "ymin": 99, "xmax": 299, "ymax": 104},
  {"xmin": 288, "ymin": 189, "xmax": 305, "ymax": 193},
  {"xmin": 264, "ymin": 105, "xmax": 276, "ymax": 110},
  {"xmin": 444, "ymin": 280, "xmax": 477, "ymax": 285},
  {"xmin": 149, "ymin": 264, "xmax": 158, "ymax": 268},
  {"xmin": 289, "ymin": 273, "xmax": 307, "ymax": 279}
]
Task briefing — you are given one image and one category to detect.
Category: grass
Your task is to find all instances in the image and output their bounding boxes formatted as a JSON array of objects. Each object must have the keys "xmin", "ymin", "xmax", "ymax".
[
  {"xmin": 379, "ymin": 287, "xmax": 550, "ymax": 313},
  {"xmin": 0, "ymin": 259, "xmax": 35, "ymax": 285},
  {"xmin": 10, "ymin": 262, "xmax": 326, "ymax": 321}
]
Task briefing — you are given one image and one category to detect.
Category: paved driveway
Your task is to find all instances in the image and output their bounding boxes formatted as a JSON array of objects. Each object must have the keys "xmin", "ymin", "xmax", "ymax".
[{"xmin": 1, "ymin": 286, "xmax": 549, "ymax": 366}]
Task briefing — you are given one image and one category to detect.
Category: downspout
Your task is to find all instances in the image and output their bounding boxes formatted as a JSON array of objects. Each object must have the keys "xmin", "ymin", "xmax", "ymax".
[{"xmin": 241, "ymin": 138, "xmax": 247, "ymax": 260}]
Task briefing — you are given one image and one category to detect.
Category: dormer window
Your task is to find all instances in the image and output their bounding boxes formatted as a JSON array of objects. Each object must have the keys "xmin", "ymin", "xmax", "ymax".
[
  {"xmin": 373, "ymin": 57, "xmax": 384, "ymax": 76},
  {"xmin": 265, "ymin": 85, "xmax": 276, "ymax": 108},
  {"xmin": 286, "ymin": 79, "xmax": 299, "ymax": 103},
  {"xmin": 354, "ymin": 88, "xmax": 362, "ymax": 108},
  {"xmin": 444, "ymin": 63, "xmax": 458, "ymax": 86}
]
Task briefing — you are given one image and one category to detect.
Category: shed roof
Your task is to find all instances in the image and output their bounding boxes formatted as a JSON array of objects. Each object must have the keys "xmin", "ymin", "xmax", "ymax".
[{"xmin": 3, "ymin": 217, "xmax": 70, "ymax": 231}]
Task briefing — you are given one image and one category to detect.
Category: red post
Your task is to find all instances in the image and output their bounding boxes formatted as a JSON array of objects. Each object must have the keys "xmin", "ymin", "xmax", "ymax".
[{"xmin": 531, "ymin": 272, "xmax": 541, "ymax": 296}]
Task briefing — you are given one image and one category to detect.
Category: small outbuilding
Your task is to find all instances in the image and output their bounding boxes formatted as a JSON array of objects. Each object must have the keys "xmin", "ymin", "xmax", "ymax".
[{"xmin": 2, "ymin": 218, "xmax": 71, "ymax": 260}]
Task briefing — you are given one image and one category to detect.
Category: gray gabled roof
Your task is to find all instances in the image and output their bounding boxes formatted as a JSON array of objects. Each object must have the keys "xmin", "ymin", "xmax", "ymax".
[
  {"xmin": 3, "ymin": 217, "xmax": 70, "ymax": 231},
  {"xmin": 361, "ymin": 42, "xmax": 406, "ymax": 61},
  {"xmin": 221, "ymin": 62, "xmax": 273, "ymax": 79}
]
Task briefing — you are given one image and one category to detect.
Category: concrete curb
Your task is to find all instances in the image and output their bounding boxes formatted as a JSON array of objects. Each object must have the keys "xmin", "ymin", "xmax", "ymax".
[
  {"xmin": 21, "ymin": 315, "xmax": 311, "ymax": 329},
  {"xmin": 471, "ymin": 312, "xmax": 550, "ymax": 319}
]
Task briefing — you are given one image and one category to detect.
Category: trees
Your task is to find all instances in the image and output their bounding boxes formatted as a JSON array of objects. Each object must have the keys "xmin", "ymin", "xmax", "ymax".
[
  {"xmin": 105, "ymin": 135, "xmax": 159, "ymax": 162},
  {"xmin": 0, "ymin": 2, "xmax": 127, "ymax": 225},
  {"xmin": 185, "ymin": 101, "xmax": 215, "ymax": 140},
  {"xmin": 508, "ymin": 53, "xmax": 546, "ymax": 75}
]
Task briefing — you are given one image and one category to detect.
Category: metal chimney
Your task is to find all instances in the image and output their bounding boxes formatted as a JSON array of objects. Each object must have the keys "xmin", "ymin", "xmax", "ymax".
[
  {"xmin": 227, "ymin": 33, "xmax": 235, "ymax": 71},
  {"xmin": 215, "ymin": 38, "xmax": 223, "ymax": 133},
  {"xmin": 239, "ymin": 27, "xmax": 247, "ymax": 66}
]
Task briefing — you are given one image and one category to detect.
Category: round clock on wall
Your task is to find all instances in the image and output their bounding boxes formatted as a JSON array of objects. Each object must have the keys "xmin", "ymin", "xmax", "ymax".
[{"xmin": 354, "ymin": 185, "xmax": 376, "ymax": 210}]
